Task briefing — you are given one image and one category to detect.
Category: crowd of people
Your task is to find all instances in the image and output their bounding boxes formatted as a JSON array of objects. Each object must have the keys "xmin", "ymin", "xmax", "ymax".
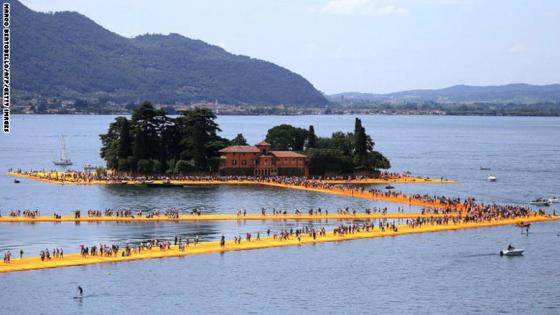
[
  {"xmin": 4, "ymin": 170, "xmax": 556, "ymax": 269},
  {"xmin": 40, "ymin": 248, "xmax": 64, "ymax": 261},
  {"xmin": 3, "ymin": 210, "xmax": 41, "ymax": 218},
  {"xmin": 2, "ymin": 204, "xmax": 553, "ymax": 266},
  {"xmin": 1, "ymin": 202, "xmax": 551, "ymax": 222},
  {"xmin": 8, "ymin": 169, "xmax": 421, "ymax": 185}
]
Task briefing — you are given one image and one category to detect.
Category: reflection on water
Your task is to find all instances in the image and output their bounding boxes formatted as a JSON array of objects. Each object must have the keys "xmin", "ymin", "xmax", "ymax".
[
  {"xmin": 1, "ymin": 221, "xmax": 559, "ymax": 314},
  {"xmin": 0, "ymin": 216, "xmax": 407, "ymax": 253},
  {"xmin": 1, "ymin": 115, "xmax": 559, "ymax": 313}
]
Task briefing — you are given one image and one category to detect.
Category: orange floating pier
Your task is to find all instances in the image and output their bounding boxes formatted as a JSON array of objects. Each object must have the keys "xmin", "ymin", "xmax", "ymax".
[
  {"xmin": 258, "ymin": 182, "xmax": 463, "ymax": 210},
  {"xmin": 0, "ymin": 212, "xmax": 452, "ymax": 223},
  {"xmin": 6, "ymin": 171, "xmax": 456, "ymax": 186},
  {"xmin": 7, "ymin": 171, "xmax": 458, "ymax": 209},
  {"xmin": 1, "ymin": 215, "xmax": 557, "ymax": 274}
]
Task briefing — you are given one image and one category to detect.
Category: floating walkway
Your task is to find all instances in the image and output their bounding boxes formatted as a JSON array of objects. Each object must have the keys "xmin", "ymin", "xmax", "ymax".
[
  {"xmin": 7, "ymin": 171, "xmax": 458, "ymax": 209},
  {"xmin": 1, "ymin": 215, "xmax": 556, "ymax": 273},
  {"xmin": 258, "ymin": 182, "xmax": 464, "ymax": 210},
  {"xmin": 6, "ymin": 171, "xmax": 456, "ymax": 186},
  {"xmin": 0, "ymin": 212, "xmax": 453, "ymax": 223}
]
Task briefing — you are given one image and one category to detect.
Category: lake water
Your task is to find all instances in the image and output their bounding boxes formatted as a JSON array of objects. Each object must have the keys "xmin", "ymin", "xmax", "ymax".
[{"xmin": 1, "ymin": 115, "xmax": 559, "ymax": 314}]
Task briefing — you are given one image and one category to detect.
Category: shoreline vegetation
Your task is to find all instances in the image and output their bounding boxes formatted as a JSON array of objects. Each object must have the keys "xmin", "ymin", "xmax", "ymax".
[
  {"xmin": 97, "ymin": 102, "xmax": 391, "ymax": 177},
  {"xmin": 11, "ymin": 102, "xmax": 560, "ymax": 116}
]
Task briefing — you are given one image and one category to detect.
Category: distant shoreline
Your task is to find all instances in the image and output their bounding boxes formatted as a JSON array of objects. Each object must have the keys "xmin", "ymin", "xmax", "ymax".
[{"xmin": 9, "ymin": 112, "xmax": 560, "ymax": 117}]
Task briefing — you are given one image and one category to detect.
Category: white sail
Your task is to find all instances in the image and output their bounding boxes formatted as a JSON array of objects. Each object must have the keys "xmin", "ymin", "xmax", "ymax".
[
  {"xmin": 60, "ymin": 136, "xmax": 67, "ymax": 161},
  {"xmin": 53, "ymin": 135, "xmax": 73, "ymax": 166}
]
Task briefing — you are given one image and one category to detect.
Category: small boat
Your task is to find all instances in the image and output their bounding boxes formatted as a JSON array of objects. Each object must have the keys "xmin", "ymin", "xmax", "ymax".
[
  {"xmin": 53, "ymin": 136, "xmax": 73, "ymax": 166},
  {"xmin": 146, "ymin": 181, "xmax": 180, "ymax": 188},
  {"xmin": 84, "ymin": 164, "xmax": 96, "ymax": 172},
  {"xmin": 487, "ymin": 175, "xmax": 497, "ymax": 182},
  {"xmin": 500, "ymin": 246, "xmax": 524, "ymax": 256},
  {"xmin": 110, "ymin": 181, "xmax": 128, "ymax": 185},
  {"xmin": 14, "ymin": 179, "xmax": 20, "ymax": 184},
  {"xmin": 530, "ymin": 198, "xmax": 550, "ymax": 207},
  {"xmin": 548, "ymin": 196, "xmax": 559, "ymax": 204},
  {"xmin": 480, "ymin": 167, "xmax": 491, "ymax": 171},
  {"xmin": 385, "ymin": 185, "xmax": 395, "ymax": 189}
]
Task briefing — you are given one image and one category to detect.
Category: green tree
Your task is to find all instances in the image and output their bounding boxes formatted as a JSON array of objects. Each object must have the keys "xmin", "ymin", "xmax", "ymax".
[
  {"xmin": 175, "ymin": 160, "xmax": 193, "ymax": 175},
  {"xmin": 265, "ymin": 124, "xmax": 308, "ymax": 151},
  {"xmin": 306, "ymin": 148, "xmax": 354, "ymax": 175},
  {"xmin": 177, "ymin": 108, "xmax": 228, "ymax": 171},
  {"xmin": 307, "ymin": 125, "xmax": 317, "ymax": 149},
  {"xmin": 137, "ymin": 159, "xmax": 153, "ymax": 174},
  {"xmin": 368, "ymin": 151, "xmax": 391, "ymax": 169},
  {"xmin": 353, "ymin": 118, "xmax": 368, "ymax": 167},
  {"xmin": 117, "ymin": 158, "xmax": 130, "ymax": 172},
  {"xmin": 166, "ymin": 158, "xmax": 177, "ymax": 174},
  {"xmin": 131, "ymin": 101, "xmax": 168, "ymax": 163},
  {"xmin": 316, "ymin": 131, "xmax": 354, "ymax": 156},
  {"xmin": 100, "ymin": 116, "xmax": 131, "ymax": 170},
  {"xmin": 117, "ymin": 117, "xmax": 132, "ymax": 161},
  {"xmin": 231, "ymin": 133, "xmax": 248, "ymax": 145}
]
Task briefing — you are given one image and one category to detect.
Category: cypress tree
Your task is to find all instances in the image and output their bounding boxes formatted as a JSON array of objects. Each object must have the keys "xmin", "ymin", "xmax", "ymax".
[
  {"xmin": 307, "ymin": 125, "xmax": 317, "ymax": 149},
  {"xmin": 118, "ymin": 118, "xmax": 132, "ymax": 160},
  {"xmin": 354, "ymin": 118, "xmax": 368, "ymax": 167}
]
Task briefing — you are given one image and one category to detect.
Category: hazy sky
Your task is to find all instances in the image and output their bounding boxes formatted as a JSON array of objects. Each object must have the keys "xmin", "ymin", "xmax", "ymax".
[{"xmin": 21, "ymin": 0, "xmax": 560, "ymax": 94}]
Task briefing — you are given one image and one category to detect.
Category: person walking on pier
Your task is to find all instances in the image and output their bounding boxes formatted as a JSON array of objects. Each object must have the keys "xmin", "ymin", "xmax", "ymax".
[
  {"xmin": 3, "ymin": 251, "xmax": 11, "ymax": 263},
  {"xmin": 220, "ymin": 235, "xmax": 225, "ymax": 247}
]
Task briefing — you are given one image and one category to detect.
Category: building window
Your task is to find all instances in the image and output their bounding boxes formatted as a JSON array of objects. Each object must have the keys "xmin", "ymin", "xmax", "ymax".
[
  {"xmin": 232, "ymin": 160, "xmax": 237, "ymax": 166},
  {"xmin": 241, "ymin": 160, "xmax": 247, "ymax": 166}
]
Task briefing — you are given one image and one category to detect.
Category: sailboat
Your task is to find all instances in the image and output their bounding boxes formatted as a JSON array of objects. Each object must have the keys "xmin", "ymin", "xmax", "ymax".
[{"xmin": 53, "ymin": 135, "xmax": 73, "ymax": 166}]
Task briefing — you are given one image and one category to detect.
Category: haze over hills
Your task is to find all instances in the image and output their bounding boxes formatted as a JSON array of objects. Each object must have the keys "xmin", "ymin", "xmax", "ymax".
[
  {"xmin": 10, "ymin": 0, "xmax": 327, "ymax": 106},
  {"xmin": 329, "ymin": 84, "xmax": 560, "ymax": 104}
]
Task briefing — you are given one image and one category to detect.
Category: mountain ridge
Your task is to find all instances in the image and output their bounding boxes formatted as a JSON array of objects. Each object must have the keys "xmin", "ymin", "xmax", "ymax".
[
  {"xmin": 10, "ymin": 0, "xmax": 328, "ymax": 106},
  {"xmin": 329, "ymin": 83, "xmax": 560, "ymax": 104}
]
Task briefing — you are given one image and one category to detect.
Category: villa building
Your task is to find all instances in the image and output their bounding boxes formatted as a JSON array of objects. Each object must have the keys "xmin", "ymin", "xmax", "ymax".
[{"xmin": 219, "ymin": 141, "xmax": 308, "ymax": 176}]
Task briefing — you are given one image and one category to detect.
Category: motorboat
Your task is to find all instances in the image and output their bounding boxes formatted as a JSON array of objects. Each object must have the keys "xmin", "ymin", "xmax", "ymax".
[
  {"xmin": 146, "ymin": 183, "xmax": 181, "ymax": 188},
  {"xmin": 14, "ymin": 179, "xmax": 20, "ymax": 184},
  {"xmin": 480, "ymin": 167, "xmax": 491, "ymax": 171},
  {"xmin": 548, "ymin": 196, "xmax": 559, "ymax": 204},
  {"xmin": 487, "ymin": 175, "xmax": 497, "ymax": 182},
  {"xmin": 146, "ymin": 180, "xmax": 181, "ymax": 188},
  {"xmin": 500, "ymin": 246, "xmax": 524, "ymax": 256},
  {"xmin": 530, "ymin": 198, "xmax": 550, "ymax": 207},
  {"xmin": 385, "ymin": 185, "xmax": 395, "ymax": 190},
  {"xmin": 84, "ymin": 164, "xmax": 96, "ymax": 172}
]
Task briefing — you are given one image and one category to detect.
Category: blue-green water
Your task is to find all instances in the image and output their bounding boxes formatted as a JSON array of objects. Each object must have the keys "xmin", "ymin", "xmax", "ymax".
[{"xmin": 1, "ymin": 115, "xmax": 559, "ymax": 314}]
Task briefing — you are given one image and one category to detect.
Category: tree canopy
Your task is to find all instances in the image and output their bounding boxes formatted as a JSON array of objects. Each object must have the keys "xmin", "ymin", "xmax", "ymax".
[
  {"xmin": 303, "ymin": 119, "xmax": 391, "ymax": 175},
  {"xmin": 265, "ymin": 124, "xmax": 308, "ymax": 151},
  {"xmin": 100, "ymin": 102, "xmax": 228, "ymax": 174},
  {"xmin": 100, "ymin": 104, "xmax": 391, "ymax": 176},
  {"xmin": 231, "ymin": 133, "xmax": 248, "ymax": 145}
]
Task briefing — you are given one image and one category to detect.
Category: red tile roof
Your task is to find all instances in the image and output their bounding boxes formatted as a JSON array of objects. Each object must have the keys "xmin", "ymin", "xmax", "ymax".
[
  {"xmin": 219, "ymin": 145, "xmax": 261, "ymax": 153},
  {"xmin": 271, "ymin": 151, "xmax": 306, "ymax": 158}
]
